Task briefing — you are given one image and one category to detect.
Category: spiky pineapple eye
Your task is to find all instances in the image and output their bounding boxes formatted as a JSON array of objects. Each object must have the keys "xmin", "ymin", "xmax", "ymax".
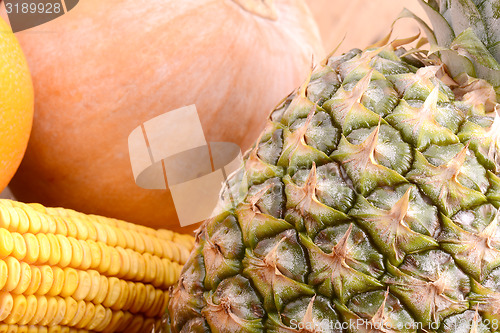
[
  {"xmin": 441, "ymin": 310, "xmax": 493, "ymax": 333},
  {"xmin": 289, "ymin": 111, "xmax": 339, "ymax": 155},
  {"xmin": 290, "ymin": 163, "xmax": 355, "ymax": 213},
  {"xmin": 452, "ymin": 204, "xmax": 498, "ymax": 232}
]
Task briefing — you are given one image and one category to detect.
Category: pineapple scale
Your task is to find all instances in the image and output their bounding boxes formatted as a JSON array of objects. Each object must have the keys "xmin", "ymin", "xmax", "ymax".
[{"xmin": 167, "ymin": 45, "xmax": 500, "ymax": 333}]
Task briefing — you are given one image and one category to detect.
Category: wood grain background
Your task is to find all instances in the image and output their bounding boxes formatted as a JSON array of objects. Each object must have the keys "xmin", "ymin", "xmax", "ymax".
[{"xmin": 305, "ymin": 0, "xmax": 428, "ymax": 54}]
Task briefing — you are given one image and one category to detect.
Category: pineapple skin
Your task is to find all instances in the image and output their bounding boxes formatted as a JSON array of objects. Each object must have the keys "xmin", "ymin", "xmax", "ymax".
[{"xmin": 167, "ymin": 46, "xmax": 500, "ymax": 333}]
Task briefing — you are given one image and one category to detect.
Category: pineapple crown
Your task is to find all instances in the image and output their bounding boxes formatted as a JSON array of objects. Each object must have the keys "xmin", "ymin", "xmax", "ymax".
[{"xmin": 409, "ymin": 0, "xmax": 500, "ymax": 96}]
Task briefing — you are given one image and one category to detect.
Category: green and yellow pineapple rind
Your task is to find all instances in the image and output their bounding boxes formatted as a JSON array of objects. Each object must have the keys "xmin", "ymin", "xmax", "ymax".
[{"xmin": 167, "ymin": 1, "xmax": 500, "ymax": 332}]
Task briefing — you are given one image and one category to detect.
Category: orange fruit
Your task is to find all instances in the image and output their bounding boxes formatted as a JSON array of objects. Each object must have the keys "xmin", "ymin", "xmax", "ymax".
[{"xmin": 0, "ymin": 17, "xmax": 34, "ymax": 192}]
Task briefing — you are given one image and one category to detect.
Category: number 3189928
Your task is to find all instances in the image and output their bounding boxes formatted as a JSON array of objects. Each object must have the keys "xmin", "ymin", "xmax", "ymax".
[{"xmin": 5, "ymin": 2, "xmax": 62, "ymax": 14}]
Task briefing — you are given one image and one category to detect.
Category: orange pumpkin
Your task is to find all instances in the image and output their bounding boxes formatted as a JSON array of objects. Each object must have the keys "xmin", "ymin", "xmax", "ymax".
[
  {"xmin": 0, "ymin": 17, "xmax": 33, "ymax": 193},
  {"xmin": 9, "ymin": 0, "xmax": 324, "ymax": 231}
]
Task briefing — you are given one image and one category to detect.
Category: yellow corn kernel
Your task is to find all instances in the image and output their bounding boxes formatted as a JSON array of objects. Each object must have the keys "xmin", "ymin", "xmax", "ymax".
[
  {"xmin": 115, "ymin": 247, "xmax": 129, "ymax": 279},
  {"xmin": 67, "ymin": 300, "xmax": 86, "ymax": 328},
  {"xmin": 54, "ymin": 216, "xmax": 68, "ymax": 237},
  {"xmin": 35, "ymin": 234, "xmax": 51, "ymax": 265},
  {"xmin": 84, "ymin": 304, "xmax": 104, "ymax": 331},
  {"xmin": 91, "ymin": 218, "xmax": 107, "ymax": 244},
  {"xmin": 35, "ymin": 213, "xmax": 49, "ymax": 234},
  {"xmin": 24, "ymin": 266, "xmax": 41, "ymax": 296},
  {"xmin": 126, "ymin": 315, "xmax": 144, "ymax": 333},
  {"xmin": 83, "ymin": 270, "xmax": 100, "ymax": 303},
  {"xmin": 48, "ymin": 326, "xmax": 63, "ymax": 333},
  {"xmin": 174, "ymin": 233, "xmax": 195, "ymax": 244},
  {"xmin": 92, "ymin": 275, "xmax": 109, "ymax": 305},
  {"xmin": 73, "ymin": 301, "xmax": 94, "ymax": 329},
  {"xmin": 162, "ymin": 259, "xmax": 172, "ymax": 288},
  {"xmin": 36, "ymin": 266, "xmax": 54, "ymax": 296},
  {"xmin": 179, "ymin": 244, "xmax": 191, "ymax": 265},
  {"xmin": 130, "ymin": 230, "xmax": 145, "ymax": 254},
  {"xmin": 114, "ymin": 311, "xmax": 133, "ymax": 332},
  {"xmin": 4, "ymin": 257, "xmax": 21, "ymax": 292},
  {"xmin": 0, "ymin": 291, "xmax": 14, "ymax": 321},
  {"xmin": 28, "ymin": 202, "xmax": 45, "ymax": 213},
  {"xmin": 7, "ymin": 208, "xmax": 20, "ymax": 233},
  {"xmin": 105, "ymin": 247, "xmax": 120, "ymax": 277},
  {"xmin": 84, "ymin": 219, "xmax": 97, "ymax": 243},
  {"xmin": 161, "ymin": 258, "xmax": 172, "ymax": 288},
  {"xmin": 18, "ymin": 325, "xmax": 30, "ymax": 333},
  {"xmin": 160, "ymin": 239, "xmax": 174, "ymax": 263},
  {"xmin": 120, "ymin": 229, "xmax": 135, "ymax": 251},
  {"xmin": 72, "ymin": 271, "xmax": 90, "ymax": 301},
  {"xmin": 142, "ymin": 318, "xmax": 157, "ymax": 333},
  {"xmin": 0, "ymin": 229, "xmax": 13, "ymax": 259},
  {"xmin": 59, "ymin": 216, "xmax": 76, "ymax": 238},
  {"xmin": 86, "ymin": 240, "xmax": 101, "ymax": 270},
  {"xmin": 170, "ymin": 240, "xmax": 182, "ymax": 263},
  {"xmin": 47, "ymin": 267, "xmax": 65, "ymax": 297},
  {"xmin": 12, "ymin": 262, "xmax": 31, "ymax": 295},
  {"xmin": 123, "ymin": 249, "xmax": 138, "ymax": 281},
  {"xmin": 144, "ymin": 289, "xmax": 165, "ymax": 318},
  {"xmin": 92, "ymin": 307, "xmax": 112, "ymax": 332},
  {"xmin": 0, "ymin": 207, "xmax": 10, "ymax": 230},
  {"xmin": 18, "ymin": 295, "xmax": 37, "ymax": 325},
  {"xmin": 48, "ymin": 297, "xmax": 67, "ymax": 326},
  {"xmin": 55, "ymin": 234, "xmax": 70, "ymax": 267},
  {"xmin": 140, "ymin": 284, "xmax": 157, "ymax": 314},
  {"xmin": 14, "ymin": 208, "xmax": 30, "ymax": 234},
  {"xmin": 68, "ymin": 237, "xmax": 83, "ymax": 269},
  {"xmin": 97, "ymin": 242, "xmax": 111, "ymax": 274},
  {"xmin": 74, "ymin": 218, "xmax": 88, "ymax": 242},
  {"xmin": 0, "ymin": 260, "xmax": 7, "ymax": 290},
  {"xmin": 157, "ymin": 229, "xmax": 174, "ymax": 241},
  {"xmin": 141, "ymin": 234, "xmax": 155, "ymax": 256},
  {"xmin": 28, "ymin": 296, "xmax": 47, "ymax": 325},
  {"xmin": 102, "ymin": 277, "xmax": 121, "ymax": 309},
  {"xmin": 150, "ymin": 236, "xmax": 164, "ymax": 258},
  {"xmin": 11, "ymin": 233, "xmax": 27, "ymax": 261},
  {"xmin": 129, "ymin": 283, "xmax": 146, "ymax": 314},
  {"xmin": 60, "ymin": 268, "xmax": 79, "ymax": 298},
  {"xmin": 101, "ymin": 310, "xmax": 124, "ymax": 333},
  {"xmin": 60, "ymin": 326, "xmax": 72, "ymax": 333},
  {"xmin": 109, "ymin": 280, "xmax": 128, "ymax": 311},
  {"xmin": 77, "ymin": 240, "xmax": 91, "ymax": 271},
  {"xmin": 45, "ymin": 214, "xmax": 57, "ymax": 235},
  {"xmin": 113, "ymin": 228, "xmax": 126, "ymax": 249},
  {"xmin": 160, "ymin": 291, "xmax": 170, "ymax": 316},
  {"xmin": 152, "ymin": 255, "xmax": 165, "ymax": 288},
  {"xmin": 122, "ymin": 282, "xmax": 136, "ymax": 312},
  {"xmin": 28, "ymin": 325, "xmax": 43, "ymax": 333},
  {"xmin": 25, "ymin": 208, "xmax": 42, "ymax": 235},
  {"xmin": 102, "ymin": 224, "xmax": 117, "ymax": 247},
  {"xmin": 4, "ymin": 294, "xmax": 27, "ymax": 325},
  {"xmin": 46, "ymin": 234, "xmax": 61, "ymax": 266},
  {"xmin": 23, "ymin": 233, "xmax": 39, "ymax": 264},
  {"xmin": 142, "ymin": 253, "xmax": 156, "ymax": 283},
  {"xmin": 60, "ymin": 297, "xmax": 78, "ymax": 327},
  {"xmin": 135, "ymin": 252, "xmax": 146, "ymax": 282}
]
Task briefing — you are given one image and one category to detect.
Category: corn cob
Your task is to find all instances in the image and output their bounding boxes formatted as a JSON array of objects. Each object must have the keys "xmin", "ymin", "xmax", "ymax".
[{"xmin": 0, "ymin": 200, "xmax": 194, "ymax": 332}]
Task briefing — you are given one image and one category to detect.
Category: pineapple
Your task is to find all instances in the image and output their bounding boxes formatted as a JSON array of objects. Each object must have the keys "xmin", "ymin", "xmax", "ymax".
[{"xmin": 167, "ymin": 0, "xmax": 500, "ymax": 332}]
